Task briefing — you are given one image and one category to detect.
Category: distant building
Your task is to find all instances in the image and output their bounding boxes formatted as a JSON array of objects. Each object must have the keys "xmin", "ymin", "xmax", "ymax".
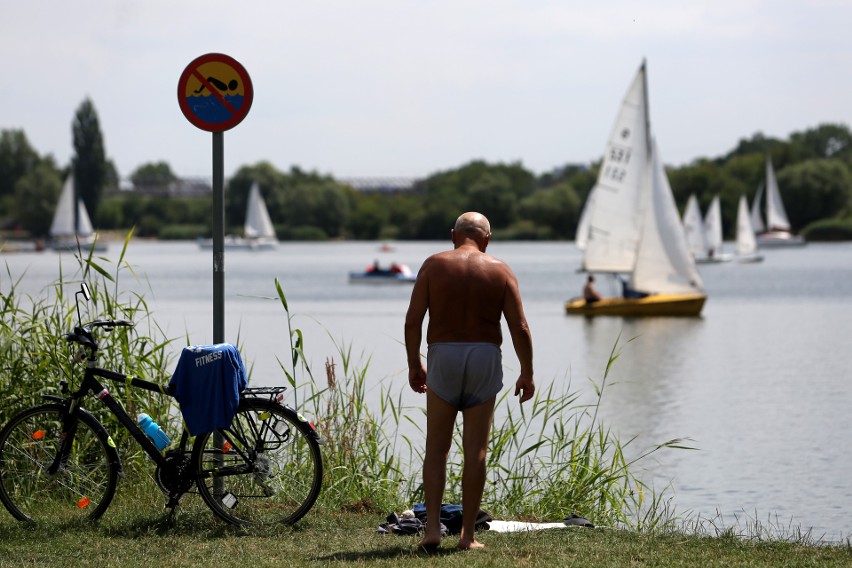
[
  {"xmin": 112, "ymin": 176, "xmax": 420, "ymax": 197},
  {"xmin": 338, "ymin": 177, "xmax": 418, "ymax": 194},
  {"xmin": 112, "ymin": 177, "xmax": 212, "ymax": 197}
]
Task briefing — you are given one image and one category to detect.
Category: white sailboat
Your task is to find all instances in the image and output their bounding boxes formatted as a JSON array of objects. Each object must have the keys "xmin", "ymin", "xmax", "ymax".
[
  {"xmin": 49, "ymin": 175, "xmax": 107, "ymax": 252},
  {"xmin": 735, "ymin": 194, "xmax": 764, "ymax": 263},
  {"xmin": 750, "ymin": 157, "xmax": 806, "ymax": 247},
  {"xmin": 698, "ymin": 195, "xmax": 732, "ymax": 263},
  {"xmin": 682, "ymin": 194, "xmax": 706, "ymax": 259},
  {"xmin": 198, "ymin": 182, "xmax": 278, "ymax": 250},
  {"xmin": 565, "ymin": 61, "xmax": 706, "ymax": 317}
]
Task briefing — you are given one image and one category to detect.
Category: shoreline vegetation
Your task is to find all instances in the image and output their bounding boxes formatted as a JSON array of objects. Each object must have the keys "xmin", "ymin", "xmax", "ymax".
[
  {"xmin": 3, "ymin": 122, "xmax": 852, "ymax": 247},
  {"xmin": 1, "ymin": 245, "xmax": 850, "ymax": 565}
]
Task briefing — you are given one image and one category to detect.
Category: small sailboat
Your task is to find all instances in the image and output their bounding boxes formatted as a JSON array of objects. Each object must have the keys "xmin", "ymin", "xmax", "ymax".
[
  {"xmin": 682, "ymin": 194, "xmax": 706, "ymax": 260},
  {"xmin": 198, "ymin": 182, "xmax": 278, "ymax": 250},
  {"xmin": 698, "ymin": 195, "xmax": 732, "ymax": 263},
  {"xmin": 49, "ymin": 175, "xmax": 107, "ymax": 252},
  {"xmin": 566, "ymin": 61, "xmax": 706, "ymax": 317},
  {"xmin": 735, "ymin": 195, "xmax": 763, "ymax": 263},
  {"xmin": 750, "ymin": 157, "xmax": 806, "ymax": 247}
]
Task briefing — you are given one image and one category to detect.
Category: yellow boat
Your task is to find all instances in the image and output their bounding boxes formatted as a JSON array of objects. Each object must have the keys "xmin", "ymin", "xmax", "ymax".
[
  {"xmin": 564, "ymin": 293, "xmax": 707, "ymax": 317},
  {"xmin": 570, "ymin": 61, "xmax": 707, "ymax": 318}
]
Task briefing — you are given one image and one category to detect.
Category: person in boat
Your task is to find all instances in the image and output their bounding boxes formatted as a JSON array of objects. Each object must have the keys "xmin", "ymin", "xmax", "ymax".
[
  {"xmin": 583, "ymin": 275, "xmax": 603, "ymax": 304},
  {"xmin": 619, "ymin": 276, "xmax": 649, "ymax": 299},
  {"xmin": 404, "ymin": 211, "xmax": 534, "ymax": 550}
]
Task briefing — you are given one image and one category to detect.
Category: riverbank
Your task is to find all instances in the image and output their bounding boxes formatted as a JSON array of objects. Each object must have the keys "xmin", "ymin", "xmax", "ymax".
[{"xmin": 1, "ymin": 498, "xmax": 849, "ymax": 568}]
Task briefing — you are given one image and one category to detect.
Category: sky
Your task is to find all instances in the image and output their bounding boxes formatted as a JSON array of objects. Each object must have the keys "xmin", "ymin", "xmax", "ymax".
[{"xmin": 2, "ymin": 1, "xmax": 850, "ymax": 181}]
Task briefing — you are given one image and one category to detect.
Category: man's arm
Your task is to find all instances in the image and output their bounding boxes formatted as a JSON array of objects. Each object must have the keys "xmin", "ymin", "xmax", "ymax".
[
  {"xmin": 502, "ymin": 270, "xmax": 534, "ymax": 403},
  {"xmin": 404, "ymin": 265, "xmax": 430, "ymax": 393}
]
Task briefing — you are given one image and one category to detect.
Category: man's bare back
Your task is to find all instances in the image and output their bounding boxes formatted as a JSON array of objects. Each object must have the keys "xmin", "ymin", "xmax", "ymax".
[{"xmin": 416, "ymin": 247, "xmax": 513, "ymax": 346}]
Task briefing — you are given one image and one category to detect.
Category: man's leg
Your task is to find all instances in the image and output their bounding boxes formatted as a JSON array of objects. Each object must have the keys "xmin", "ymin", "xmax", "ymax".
[
  {"xmin": 457, "ymin": 395, "xmax": 496, "ymax": 550},
  {"xmin": 420, "ymin": 389, "xmax": 458, "ymax": 548}
]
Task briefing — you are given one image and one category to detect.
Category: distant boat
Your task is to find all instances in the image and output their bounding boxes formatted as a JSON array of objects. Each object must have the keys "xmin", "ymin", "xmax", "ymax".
[
  {"xmin": 565, "ymin": 61, "xmax": 706, "ymax": 317},
  {"xmin": 198, "ymin": 182, "xmax": 278, "ymax": 251},
  {"xmin": 750, "ymin": 157, "xmax": 806, "ymax": 247},
  {"xmin": 49, "ymin": 175, "xmax": 107, "ymax": 252},
  {"xmin": 682, "ymin": 194, "xmax": 706, "ymax": 260},
  {"xmin": 349, "ymin": 262, "xmax": 416, "ymax": 284},
  {"xmin": 697, "ymin": 195, "xmax": 732, "ymax": 263},
  {"xmin": 735, "ymin": 194, "xmax": 764, "ymax": 263}
]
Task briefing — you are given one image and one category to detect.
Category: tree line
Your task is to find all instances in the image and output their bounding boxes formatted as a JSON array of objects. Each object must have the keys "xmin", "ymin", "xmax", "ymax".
[{"xmin": 2, "ymin": 99, "xmax": 852, "ymax": 242}]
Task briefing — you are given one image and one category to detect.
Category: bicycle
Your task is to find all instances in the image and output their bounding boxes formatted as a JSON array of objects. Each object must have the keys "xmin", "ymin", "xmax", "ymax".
[{"xmin": 0, "ymin": 282, "xmax": 324, "ymax": 525}]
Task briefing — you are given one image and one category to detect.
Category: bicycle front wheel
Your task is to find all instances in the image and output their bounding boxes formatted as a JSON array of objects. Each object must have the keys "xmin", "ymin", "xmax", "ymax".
[
  {"xmin": 192, "ymin": 398, "xmax": 323, "ymax": 525},
  {"xmin": 0, "ymin": 404, "xmax": 118, "ymax": 523}
]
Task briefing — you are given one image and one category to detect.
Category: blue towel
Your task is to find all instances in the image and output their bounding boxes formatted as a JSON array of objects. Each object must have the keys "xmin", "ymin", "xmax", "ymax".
[{"xmin": 168, "ymin": 343, "xmax": 247, "ymax": 436}]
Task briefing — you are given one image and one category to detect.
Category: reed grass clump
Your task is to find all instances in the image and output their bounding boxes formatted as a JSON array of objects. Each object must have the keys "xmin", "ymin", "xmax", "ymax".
[
  {"xmin": 0, "ymin": 235, "xmax": 178, "ymax": 472},
  {"xmin": 1, "ymin": 246, "xmax": 687, "ymax": 531}
]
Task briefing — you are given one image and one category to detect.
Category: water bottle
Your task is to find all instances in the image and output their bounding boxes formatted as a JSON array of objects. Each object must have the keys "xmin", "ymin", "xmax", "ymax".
[{"xmin": 138, "ymin": 413, "xmax": 171, "ymax": 451}]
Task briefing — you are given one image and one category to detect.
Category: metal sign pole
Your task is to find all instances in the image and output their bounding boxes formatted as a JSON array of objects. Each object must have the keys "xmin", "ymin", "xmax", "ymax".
[
  {"xmin": 212, "ymin": 131, "xmax": 225, "ymax": 344},
  {"xmin": 211, "ymin": 131, "xmax": 225, "ymax": 495}
]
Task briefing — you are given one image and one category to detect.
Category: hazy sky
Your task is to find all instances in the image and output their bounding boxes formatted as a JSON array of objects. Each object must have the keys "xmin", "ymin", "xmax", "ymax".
[{"xmin": 2, "ymin": 1, "xmax": 849, "ymax": 180}]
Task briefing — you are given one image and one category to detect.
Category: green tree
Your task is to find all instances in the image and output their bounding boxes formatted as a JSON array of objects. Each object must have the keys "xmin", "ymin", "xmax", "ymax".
[
  {"xmin": 789, "ymin": 123, "xmax": 852, "ymax": 161},
  {"xmin": 777, "ymin": 159, "xmax": 852, "ymax": 228},
  {"xmin": 72, "ymin": 98, "xmax": 109, "ymax": 224},
  {"xmin": 347, "ymin": 194, "xmax": 390, "ymax": 239},
  {"xmin": 281, "ymin": 182, "xmax": 350, "ymax": 238},
  {"xmin": 726, "ymin": 131, "xmax": 786, "ymax": 160},
  {"xmin": 517, "ymin": 182, "xmax": 581, "ymax": 239},
  {"xmin": 466, "ymin": 172, "xmax": 517, "ymax": 228},
  {"xmin": 0, "ymin": 129, "xmax": 41, "ymax": 200},
  {"xmin": 13, "ymin": 162, "xmax": 62, "ymax": 237},
  {"xmin": 130, "ymin": 162, "xmax": 178, "ymax": 188}
]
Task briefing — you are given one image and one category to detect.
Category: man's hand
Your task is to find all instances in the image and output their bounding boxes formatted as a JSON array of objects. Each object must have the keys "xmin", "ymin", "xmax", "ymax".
[
  {"xmin": 514, "ymin": 374, "xmax": 535, "ymax": 404},
  {"xmin": 409, "ymin": 363, "xmax": 427, "ymax": 394}
]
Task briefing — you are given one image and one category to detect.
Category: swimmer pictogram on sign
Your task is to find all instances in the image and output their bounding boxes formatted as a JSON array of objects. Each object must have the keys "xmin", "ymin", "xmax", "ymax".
[{"xmin": 178, "ymin": 53, "xmax": 253, "ymax": 132}]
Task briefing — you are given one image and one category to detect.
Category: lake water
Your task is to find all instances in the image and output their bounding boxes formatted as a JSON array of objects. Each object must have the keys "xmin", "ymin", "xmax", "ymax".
[{"xmin": 2, "ymin": 240, "xmax": 851, "ymax": 540}]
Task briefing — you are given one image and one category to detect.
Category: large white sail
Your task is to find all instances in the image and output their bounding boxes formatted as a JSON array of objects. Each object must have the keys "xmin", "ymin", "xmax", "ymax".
[
  {"xmin": 764, "ymin": 157, "xmax": 791, "ymax": 231},
  {"xmin": 703, "ymin": 195, "xmax": 724, "ymax": 257},
  {"xmin": 50, "ymin": 175, "xmax": 94, "ymax": 238},
  {"xmin": 736, "ymin": 194, "xmax": 758, "ymax": 256},
  {"xmin": 574, "ymin": 186, "xmax": 595, "ymax": 250},
  {"xmin": 750, "ymin": 182, "xmax": 766, "ymax": 233},
  {"xmin": 243, "ymin": 182, "xmax": 276, "ymax": 239},
  {"xmin": 582, "ymin": 62, "xmax": 650, "ymax": 273},
  {"xmin": 630, "ymin": 141, "xmax": 704, "ymax": 295},
  {"xmin": 682, "ymin": 194, "xmax": 705, "ymax": 258}
]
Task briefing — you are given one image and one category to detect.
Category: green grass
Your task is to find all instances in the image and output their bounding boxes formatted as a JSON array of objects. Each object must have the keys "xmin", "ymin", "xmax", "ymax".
[{"xmin": 0, "ymin": 488, "xmax": 850, "ymax": 568}]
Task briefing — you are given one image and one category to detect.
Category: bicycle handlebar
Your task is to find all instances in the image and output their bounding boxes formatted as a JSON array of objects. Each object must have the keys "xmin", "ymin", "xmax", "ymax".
[
  {"xmin": 65, "ymin": 320, "xmax": 134, "ymax": 348},
  {"xmin": 88, "ymin": 320, "xmax": 134, "ymax": 331}
]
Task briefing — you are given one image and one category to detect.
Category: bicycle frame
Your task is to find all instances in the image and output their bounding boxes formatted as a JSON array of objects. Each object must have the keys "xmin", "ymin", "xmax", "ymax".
[{"xmin": 47, "ymin": 362, "xmax": 180, "ymax": 477}]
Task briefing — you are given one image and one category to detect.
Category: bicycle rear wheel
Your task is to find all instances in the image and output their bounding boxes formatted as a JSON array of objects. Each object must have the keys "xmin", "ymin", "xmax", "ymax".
[
  {"xmin": 0, "ymin": 404, "xmax": 118, "ymax": 523},
  {"xmin": 192, "ymin": 398, "xmax": 323, "ymax": 525}
]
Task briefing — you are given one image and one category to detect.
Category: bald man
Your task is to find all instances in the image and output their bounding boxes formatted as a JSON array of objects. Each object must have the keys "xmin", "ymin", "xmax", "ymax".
[{"xmin": 404, "ymin": 211, "xmax": 534, "ymax": 550}]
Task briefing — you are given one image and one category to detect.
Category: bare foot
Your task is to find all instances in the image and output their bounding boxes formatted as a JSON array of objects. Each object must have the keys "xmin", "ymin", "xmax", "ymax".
[
  {"xmin": 457, "ymin": 539, "xmax": 485, "ymax": 550},
  {"xmin": 418, "ymin": 538, "xmax": 441, "ymax": 552}
]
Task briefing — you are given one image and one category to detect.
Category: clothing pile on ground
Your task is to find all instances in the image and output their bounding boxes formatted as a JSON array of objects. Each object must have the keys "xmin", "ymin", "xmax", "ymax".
[
  {"xmin": 376, "ymin": 503, "xmax": 491, "ymax": 536},
  {"xmin": 377, "ymin": 503, "xmax": 594, "ymax": 536}
]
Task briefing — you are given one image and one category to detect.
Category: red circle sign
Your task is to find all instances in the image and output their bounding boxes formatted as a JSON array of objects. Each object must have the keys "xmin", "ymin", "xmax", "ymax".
[{"xmin": 178, "ymin": 53, "xmax": 253, "ymax": 132}]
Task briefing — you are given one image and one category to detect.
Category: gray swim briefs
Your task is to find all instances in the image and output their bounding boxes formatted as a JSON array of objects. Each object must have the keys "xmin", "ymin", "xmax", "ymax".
[{"xmin": 426, "ymin": 342, "xmax": 503, "ymax": 410}]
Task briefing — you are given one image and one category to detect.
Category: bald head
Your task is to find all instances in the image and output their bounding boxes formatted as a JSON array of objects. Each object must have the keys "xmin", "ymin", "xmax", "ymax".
[
  {"xmin": 454, "ymin": 212, "xmax": 491, "ymax": 237},
  {"xmin": 452, "ymin": 212, "xmax": 491, "ymax": 251}
]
